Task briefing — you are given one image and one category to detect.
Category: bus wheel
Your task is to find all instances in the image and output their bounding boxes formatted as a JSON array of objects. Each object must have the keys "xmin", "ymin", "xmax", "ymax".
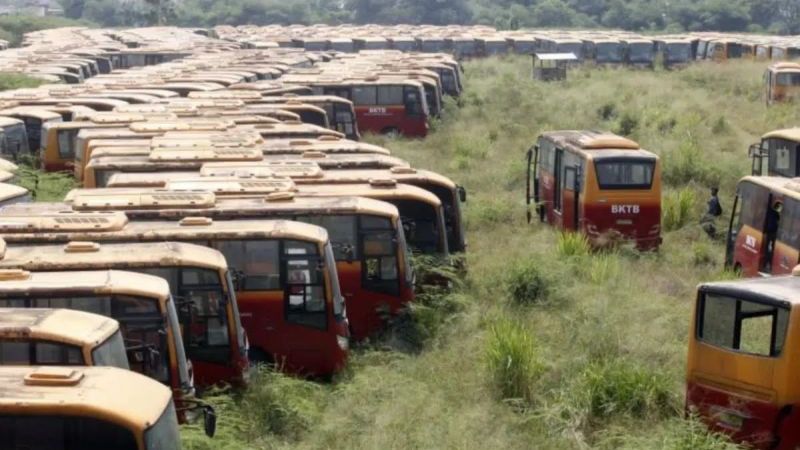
[
  {"xmin": 732, "ymin": 264, "xmax": 743, "ymax": 277},
  {"xmin": 381, "ymin": 127, "xmax": 399, "ymax": 136}
]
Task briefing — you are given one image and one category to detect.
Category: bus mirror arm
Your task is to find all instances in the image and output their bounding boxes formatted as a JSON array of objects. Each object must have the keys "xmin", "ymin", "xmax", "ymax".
[{"xmin": 457, "ymin": 185, "xmax": 467, "ymax": 203}]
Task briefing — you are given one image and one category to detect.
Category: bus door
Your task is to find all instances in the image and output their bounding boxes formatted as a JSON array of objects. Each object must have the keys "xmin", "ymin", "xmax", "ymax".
[
  {"xmin": 773, "ymin": 197, "xmax": 800, "ymax": 275},
  {"xmin": 765, "ymin": 70, "xmax": 774, "ymax": 103},
  {"xmin": 281, "ymin": 239, "xmax": 332, "ymax": 374},
  {"xmin": 333, "ymin": 103, "xmax": 357, "ymax": 139},
  {"xmin": 553, "ymin": 148, "xmax": 564, "ymax": 228},
  {"xmin": 562, "ymin": 165, "xmax": 581, "ymax": 231},
  {"xmin": 727, "ymin": 182, "xmax": 771, "ymax": 276},
  {"xmin": 749, "ymin": 140, "xmax": 766, "ymax": 175}
]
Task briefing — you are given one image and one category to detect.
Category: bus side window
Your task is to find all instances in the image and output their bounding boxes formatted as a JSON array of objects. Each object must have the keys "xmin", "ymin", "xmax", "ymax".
[
  {"xmin": 768, "ymin": 138, "xmax": 797, "ymax": 177},
  {"xmin": 778, "ymin": 197, "xmax": 800, "ymax": 252},
  {"xmin": 283, "ymin": 241, "xmax": 327, "ymax": 330},
  {"xmin": 352, "ymin": 86, "xmax": 377, "ymax": 106}
]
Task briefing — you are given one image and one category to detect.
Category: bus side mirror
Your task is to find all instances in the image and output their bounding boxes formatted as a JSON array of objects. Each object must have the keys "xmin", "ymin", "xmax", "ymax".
[
  {"xmin": 203, "ymin": 405, "xmax": 217, "ymax": 437},
  {"xmin": 747, "ymin": 143, "xmax": 761, "ymax": 157},
  {"xmin": 230, "ymin": 269, "xmax": 246, "ymax": 291},
  {"xmin": 457, "ymin": 185, "xmax": 467, "ymax": 203},
  {"xmin": 341, "ymin": 244, "xmax": 355, "ymax": 263}
]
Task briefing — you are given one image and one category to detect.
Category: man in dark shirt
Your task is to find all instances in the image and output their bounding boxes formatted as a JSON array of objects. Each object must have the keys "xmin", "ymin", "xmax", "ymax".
[{"xmin": 702, "ymin": 187, "xmax": 723, "ymax": 238}]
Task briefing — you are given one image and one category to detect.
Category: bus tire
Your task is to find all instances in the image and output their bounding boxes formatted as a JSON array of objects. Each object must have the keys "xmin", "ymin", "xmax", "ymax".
[
  {"xmin": 381, "ymin": 127, "xmax": 399, "ymax": 136},
  {"xmin": 733, "ymin": 263, "xmax": 743, "ymax": 276}
]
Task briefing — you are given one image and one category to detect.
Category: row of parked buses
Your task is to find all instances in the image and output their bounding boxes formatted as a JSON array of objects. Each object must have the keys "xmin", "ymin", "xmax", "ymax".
[{"xmin": 0, "ymin": 26, "xmax": 470, "ymax": 449}]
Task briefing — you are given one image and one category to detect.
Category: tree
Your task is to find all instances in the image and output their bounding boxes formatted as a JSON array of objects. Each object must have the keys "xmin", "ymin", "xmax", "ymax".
[
  {"xmin": 59, "ymin": 0, "xmax": 85, "ymax": 19},
  {"xmin": 531, "ymin": 0, "xmax": 575, "ymax": 27}
]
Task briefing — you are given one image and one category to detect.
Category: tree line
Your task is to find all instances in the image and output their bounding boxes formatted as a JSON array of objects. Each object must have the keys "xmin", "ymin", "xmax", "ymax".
[{"xmin": 53, "ymin": 0, "xmax": 800, "ymax": 34}]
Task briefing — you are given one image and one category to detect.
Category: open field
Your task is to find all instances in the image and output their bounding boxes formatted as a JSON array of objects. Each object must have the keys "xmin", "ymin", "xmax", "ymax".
[{"xmin": 23, "ymin": 56, "xmax": 792, "ymax": 449}]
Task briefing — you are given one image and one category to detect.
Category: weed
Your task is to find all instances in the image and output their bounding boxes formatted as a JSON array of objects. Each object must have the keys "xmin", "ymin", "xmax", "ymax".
[
  {"xmin": 556, "ymin": 232, "xmax": 591, "ymax": 258},
  {"xmin": 615, "ymin": 112, "xmax": 639, "ymax": 136},
  {"xmin": 662, "ymin": 188, "xmax": 697, "ymax": 232},
  {"xmin": 505, "ymin": 258, "xmax": 551, "ymax": 305},
  {"xmin": 485, "ymin": 318, "xmax": 544, "ymax": 403},
  {"xmin": 580, "ymin": 359, "xmax": 676, "ymax": 420}
]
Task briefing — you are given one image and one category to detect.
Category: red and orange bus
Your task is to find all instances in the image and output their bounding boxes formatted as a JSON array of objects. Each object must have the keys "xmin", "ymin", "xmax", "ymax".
[
  {"xmin": 724, "ymin": 176, "xmax": 800, "ymax": 277},
  {"xmin": 0, "ymin": 210, "xmax": 349, "ymax": 377},
  {"xmin": 527, "ymin": 131, "xmax": 662, "ymax": 250},
  {"xmin": 281, "ymin": 75, "xmax": 430, "ymax": 137},
  {"xmin": 61, "ymin": 189, "xmax": 413, "ymax": 341},
  {"xmin": 687, "ymin": 272, "xmax": 800, "ymax": 449}
]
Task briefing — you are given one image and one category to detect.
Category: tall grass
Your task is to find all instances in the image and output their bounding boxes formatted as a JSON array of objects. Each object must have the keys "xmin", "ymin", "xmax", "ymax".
[
  {"xmin": 556, "ymin": 231, "xmax": 591, "ymax": 258},
  {"xmin": 662, "ymin": 188, "xmax": 697, "ymax": 232},
  {"xmin": 485, "ymin": 318, "xmax": 544, "ymax": 404}
]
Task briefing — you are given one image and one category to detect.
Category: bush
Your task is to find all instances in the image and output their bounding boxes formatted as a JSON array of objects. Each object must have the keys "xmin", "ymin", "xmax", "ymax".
[
  {"xmin": 663, "ymin": 141, "xmax": 720, "ymax": 188},
  {"xmin": 0, "ymin": 15, "xmax": 93, "ymax": 46},
  {"xmin": 505, "ymin": 258, "xmax": 551, "ymax": 305},
  {"xmin": 485, "ymin": 319, "xmax": 544, "ymax": 403},
  {"xmin": 241, "ymin": 367, "xmax": 325, "ymax": 440},
  {"xmin": 580, "ymin": 359, "xmax": 675, "ymax": 420},
  {"xmin": 556, "ymin": 232, "xmax": 591, "ymax": 258},
  {"xmin": 662, "ymin": 188, "xmax": 696, "ymax": 232}
]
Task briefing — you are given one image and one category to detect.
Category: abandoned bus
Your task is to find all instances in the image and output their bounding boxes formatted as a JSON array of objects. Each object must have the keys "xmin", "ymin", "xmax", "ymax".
[
  {"xmin": 0, "ymin": 366, "xmax": 184, "ymax": 449},
  {"xmin": 723, "ymin": 176, "xmax": 800, "ymax": 277},
  {"xmin": 64, "ymin": 189, "xmax": 412, "ymax": 341},
  {"xmin": 0, "ymin": 264, "xmax": 198, "ymax": 422},
  {"xmin": 251, "ymin": 95, "xmax": 360, "ymax": 140},
  {"xmin": 0, "ymin": 117, "xmax": 31, "ymax": 162},
  {"xmin": 283, "ymin": 76, "xmax": 430, "ymax": 137},
  {"xmin": 39, "ymin": 112, "xmax": 148, "ymax": 171},
  {"xmin": 527, "ymin": 131, "xmax": 662, "ymax": 250},
  {"xmin": 765, "ymin": 62, "xmax": 800, "ymax": 105},
  {"xmin": 0, "ymin": 183, "xmax": 31, "ymax": 206},
  {"xmin": 0, "ymin": 107, "xmax": 62, "ymax": 152},
  {"xmin": 0, "ymin": 238, "xmax": 247, "ymax": 388},
  {"xmin": 0, "ymin": 212, "xmax": 348, "ymax": 377},
  {"xmin": 0, "ymin": 307, "xmax": 128, "ymax": 369},
  {"xmin": 749, "ymin": 129, "xmax": 800, "ymax": 177},
  {"xmin": 687, "ymin": 272, "xmax": 800, "ymax": 450}
]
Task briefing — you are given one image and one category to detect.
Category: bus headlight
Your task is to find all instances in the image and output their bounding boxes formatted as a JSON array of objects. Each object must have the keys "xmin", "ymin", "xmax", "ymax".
[{"xmin": 337, "ymin": 335, "xmax": 349, "ymax": 351}]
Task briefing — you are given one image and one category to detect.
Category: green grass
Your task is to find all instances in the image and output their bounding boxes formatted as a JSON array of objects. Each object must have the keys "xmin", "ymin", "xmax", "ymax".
[{"xmin": 20, "ymin": 56, "xmax": 773, "ymax": 448}]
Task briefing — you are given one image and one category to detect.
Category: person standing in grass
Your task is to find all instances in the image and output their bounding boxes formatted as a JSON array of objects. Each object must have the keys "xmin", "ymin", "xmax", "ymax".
[{"xmin": 702, "ymin": 187, "xmax": 723, "ymax": 238}]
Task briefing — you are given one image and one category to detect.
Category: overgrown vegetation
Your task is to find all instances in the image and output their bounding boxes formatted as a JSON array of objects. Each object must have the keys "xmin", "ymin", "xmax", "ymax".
[{"xmin": 0, "ymin": 15, "xmax": 92, "ymax": 46}]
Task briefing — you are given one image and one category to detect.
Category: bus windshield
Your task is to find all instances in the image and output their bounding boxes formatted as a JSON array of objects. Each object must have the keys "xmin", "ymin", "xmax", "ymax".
[
  {"xmin": 138, "ymin": 267, "xmax": 231, "ymax": 365},
  {"xmin": 91, "ymin": 330, "xmax": 130, "ymax": 369},
  {"xmin": 595, "ymin": 158, "xmax": 655, "ymax": 190},
  {"xmin": 0, "ymin": 414, "xmax": 138, "ymax": 450},
  {"xmin": 0, "ymin": 340, "xmax": 84, "ymax": 365},
  {"xmin": 698, "ymin": 292, "xmax": 790, "ymax": 357},
  {"xmin": 596, "ymin": 43, "xmax": 622, "ymax": 62}
]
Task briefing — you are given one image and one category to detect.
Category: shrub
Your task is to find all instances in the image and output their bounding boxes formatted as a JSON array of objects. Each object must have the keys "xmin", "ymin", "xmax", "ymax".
[
  {"xmin": 556, "ymin": 232, "xmax": 591, "ymax": 258},
  {"xmin": 505, "ymin": 258, "xmax": 551, "ymax": 305},
  {"xmin": 692, "ymin": 242, "xmax": 716, "ymax": 266},
  {"xmin": 662, "ymin": 188, "xmax": 696, "ymax": 232},
  {"xmin": 586, "ymin": 252, "xmax": 621, "ymax": 284},
  {"xmin": 241, "ymin": 367, "xmax": 325, "ymax": 441},
  {"xmin": 663, "ymin": 141, "xmax": 721, "ymax": 187},
  {"xmin": 580, "ymin": 359, "xmax": 675, "ymax": 420},
  {"xmin": 485, "ymin": 319, "xmax": 544, "ymax": 403},
  {"xmin": 0, "ymin": 73, "xmax": 45, "ymax": 90},
  {"xmin": 615, "ymin": 112, "xmax": 639, "ymax": 136}
]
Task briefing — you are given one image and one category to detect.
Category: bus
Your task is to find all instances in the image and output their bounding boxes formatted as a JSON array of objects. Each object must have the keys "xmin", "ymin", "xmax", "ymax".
[
  {"xmin": 63, "ymin": 189, "xmax": 413, "ymax": 341},
  {"xmin": 0, "ymin": 366, "xmax": 188, "ymax": 449},
  {"xmin": 0, "ymin": 117, "xmax": 30, "ymax": 162},
  {"xmin": 655, "ymin": 38, "xmax": 694, "ymax": 69},
  {"xmin": 39, "ymin": 112, "xmax": 148, "ymax": 171},
  {"xmin": 764, "ymin": 62, "xmax": 800, "ymax": 105},
  {"xmin": 723, "ymin": 176, "xmax": 800, "ymax": 277},
  {"xmin": 0, "ymin": 265, "xmax": 200, "ymax": 424},
  {"xmin": 0, "ymin": 183, "xmax": 31, "ymax": 206},
  {"xmin": 0, "ymin": 106, "xmax": 62, "ymax": 153},
  {"xmin": 526, "ymin": 131, "xmax": 662, "ymax": 250},
  {"xmin": 686, "ymin": 272, "xmax": 800, "ymax": 450},
  {"xmin": 158, "ymin": 178, "xmax": 449, "ymax": 256},
  {"xmin": 251, "ymin": 95, "xmax": 360, "ymax": 140},
  {"xmin": 0, "ymin": 308, "xmax": 128, "ymax": 369},
  {"xmin": 0, "ymin": 212, "xmax": 349, "ymax": 377},
  {"xmin": 281, "ymin": 75, "xmax": 430, "ymax": 137},
  {"xmin": 622, "ymin": 39, "xmax": 656, "ymax": 68},
  {"xmin": 749, "ymin": 128, "xmax": 800, "ymax": 177},
  {"xmin": 0, "ymin": 240, "xmax": 248, "ymax": 388}
]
